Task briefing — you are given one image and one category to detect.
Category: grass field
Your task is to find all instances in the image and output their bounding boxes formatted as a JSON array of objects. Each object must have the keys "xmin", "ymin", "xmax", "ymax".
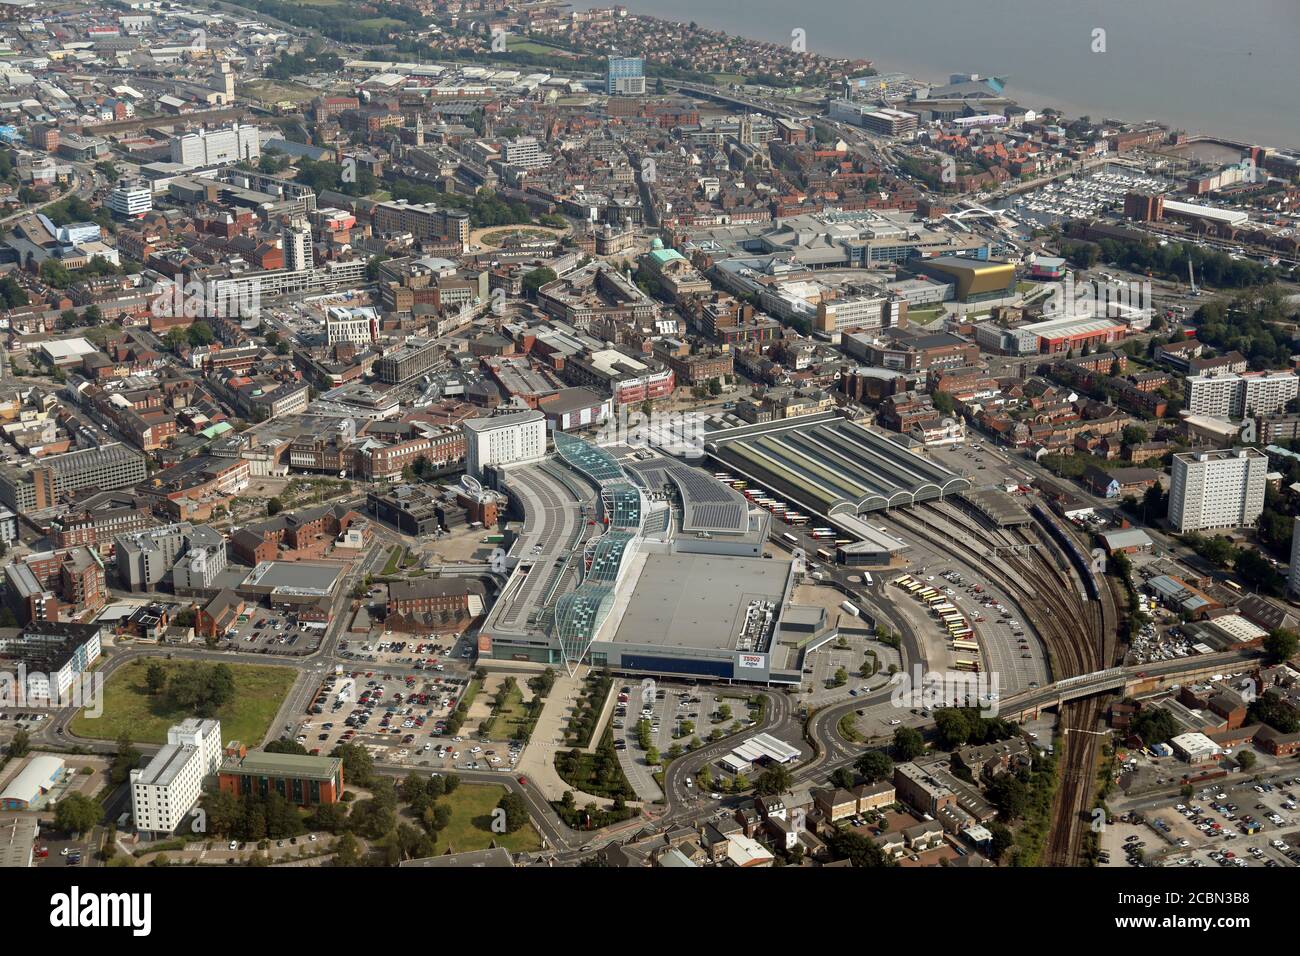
[
  {"xmin": 382, "ymin": 546, "xmax": 405, "ymax": 576},
  {"xmin": 70, "ymin": 658, "xmax": 297, "ymax": 745},
  {"xmin": 243, "ymin": 80, "xmax": 319, "ymax": 105},
  {"xmin": 357, "ymin": 17, "xmax": 402, "ymax": 29},
  {"xmin": 509, "ymin": 39, "xmax": 569, "ymax": 56},
  {"xmin": 906, "ymin": 307, "xmax": 946, "ymax": 325},
  {"xmin": 482, "ymin": 686, "xmax": 534, "ymax": 741},
  {"xmin": 438, "ymin": 783, "xmax": 541, "ymax": 853}
]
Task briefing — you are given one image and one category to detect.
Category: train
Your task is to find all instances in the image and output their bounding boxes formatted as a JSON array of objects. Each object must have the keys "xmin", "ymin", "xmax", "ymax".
[{"xmin": 1029, "ymin": 502, "xmax": 1098, "ymax": 600}]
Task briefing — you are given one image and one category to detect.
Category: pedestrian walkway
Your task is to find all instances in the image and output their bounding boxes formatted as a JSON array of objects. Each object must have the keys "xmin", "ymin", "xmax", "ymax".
[{"xmin": 513, "ymin": 665, "xmax": 639, "ymax": 809}]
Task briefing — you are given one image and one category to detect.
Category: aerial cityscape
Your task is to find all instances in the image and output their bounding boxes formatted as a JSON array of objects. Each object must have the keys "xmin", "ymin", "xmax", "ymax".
[{"xmin": 0, "ymin": 0, "xmax": 1293, "ymax": 918}]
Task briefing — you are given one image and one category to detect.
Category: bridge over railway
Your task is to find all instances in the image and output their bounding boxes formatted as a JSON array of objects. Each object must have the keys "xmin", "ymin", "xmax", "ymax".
[{"xmin": 995, "ymin": 649, "xmax": 1262, "ymax": 720}]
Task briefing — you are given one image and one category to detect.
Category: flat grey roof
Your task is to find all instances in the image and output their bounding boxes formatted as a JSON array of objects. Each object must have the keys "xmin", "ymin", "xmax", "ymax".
[
  {"xmin": 134, "ymin": 743, "xmax": 193, "ymax": 788},
  {"xmin": 611, "ymin": 553, "xmax": 791, "ymax": 650},
  {"xmin": 962, "ymin": 488, "xmax": 1032, "ymax": 527},
  {"xmin": 241, "ymin": 561, "xmax": 343, "ymax": 593}
]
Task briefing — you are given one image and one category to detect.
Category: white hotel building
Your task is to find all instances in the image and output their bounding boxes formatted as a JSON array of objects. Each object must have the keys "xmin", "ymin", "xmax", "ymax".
[
  {"xmin": 463, "ymin": 410, "xmax": 547, "ymax": 478},
  {"xmin": 129, "ymin": 718, "xmax": 223, "ymax": 834}
]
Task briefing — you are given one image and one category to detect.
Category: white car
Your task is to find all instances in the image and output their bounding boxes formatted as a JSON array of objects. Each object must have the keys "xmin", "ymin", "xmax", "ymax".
[
  {"xmin": 470, "ymin": 746, "xmax": 482, "ymax": 754},
  {"xmin": 887, "ymin": 718, "xmax": 901, "ymax": 725}
]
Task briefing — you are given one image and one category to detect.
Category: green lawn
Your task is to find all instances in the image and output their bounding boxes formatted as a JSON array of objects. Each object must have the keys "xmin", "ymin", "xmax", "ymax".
[
  {"xmin": 71, "ymin": 658, "xmax": 297, "ymax": 746},
  {"xmin": 438, "ymin": 784, "xmax": 541, "ymax": 853},
  {"xmin": 482, "ymin": 686, "xmax": 533, "ymax": 741},
  {"xmin": 382, "ymin": 546, "xmax": 405, "ymax": 576}
]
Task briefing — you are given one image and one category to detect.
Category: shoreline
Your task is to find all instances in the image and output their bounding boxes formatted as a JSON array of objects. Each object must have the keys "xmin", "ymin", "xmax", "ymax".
[{"xmin": 570, "ymin": 1, "xmax": 1290, "ymax": 152}]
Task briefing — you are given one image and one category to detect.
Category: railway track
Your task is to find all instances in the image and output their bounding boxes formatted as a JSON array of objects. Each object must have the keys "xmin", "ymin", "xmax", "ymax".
[{"xmin": 887, "ymin": 500, "xmax": 1115, "ymax": 865}]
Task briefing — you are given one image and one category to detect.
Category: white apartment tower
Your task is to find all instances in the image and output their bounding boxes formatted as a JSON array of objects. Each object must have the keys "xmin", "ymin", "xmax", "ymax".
[
  {"xmin": 463, "ymin": 410, "xmax": 547, "ymax": 477},
  {"xmin": 1168, "ymin": 447, "xmax": 1267, "ymax": 533},
  {"xmin": 1183, "ymin": 370, "xmax": 1299, "ymax": 419},
  {"xmin": 283, "ymin": 220, "xmax": 314, "ymax": 271},
  {"xmin": 129, "ymin": 718, "xmax": 222, "ymax": 834}
]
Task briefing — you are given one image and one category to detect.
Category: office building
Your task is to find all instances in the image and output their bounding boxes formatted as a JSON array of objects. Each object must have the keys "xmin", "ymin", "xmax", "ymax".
[
  {"xmin": 502, "ymin": 136, "xmax": 546, "ymax": 170},
  {"xmin": 0, "ymin": 442, "xmax": 147, "ymax": 512},
  {"xmin": 325, "ymin": 306, "xmax": 379, "ymax": 346},
  {"xmin": 374, "ymin": 338, "xmax": 440, "ymax": 384},
  {"xmin": 463, "ymin": 410, "xmax": 547, "ymax": 477},
  {"xmin": 130, "ymin": 719, "xmax": 223, "ymax": 834},
  {"xmin": 169, "ymin": 123, "xmax": 260, "ymax": 167},
  {"xmin": 607, "ymin": 56, "xmax": 646, "ymax": 96},
  {"xmin": 107, "ymin": 177, "xmax": 152, "ymax": 218},
  {"xmin": 372, "ymin": 200, "xmax": 470, "ymax": 249},
  {"xmin": 1168, "ymin": 447, "xmax": 1267, "ymax": 533},
  {"xmin": 218, "ymin": 748, "xmax": 344, "ymax": 806}
]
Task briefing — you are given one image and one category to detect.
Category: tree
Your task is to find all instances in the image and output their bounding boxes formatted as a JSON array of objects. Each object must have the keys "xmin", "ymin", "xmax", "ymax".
[
  {"xmin": 1264, "ymin": 628, "xmax": 1299, "ymax": 664},
  {"xmin": 754, "ymin": 764, "xmax": 793, "ymax": 796},
  {"xmin": 854, "ymin": 750, "xmax": 893, "ymax": 784},
  {"xmin": 824, "ymin": 828, "xmax": 890, "ymax": 867},
  {"xmin": 829, "ymin": 767, "xmax": 854, "ymax": 790},
  {"xmin": 1237, "ymin": 751, "xmax": 1257, "ymax": 771},
  {"xmin": 145, "ymin": 663, "xmax": 167, "ymax": 696},
  {"xmin": 109, "ymin": 730, "xmax": 141, "ymax": 785},
  {"xmin": 522, "ymin": 267, "xmax": 557, "ymax": 298},
  {"xmin": 891, "ymin": 726, "xmax": 925, "ymax": 761},
  {"xmin": 267, "ymin": 497, "xmax": 284, "ymax": 517},
  {"xmin": 988, "ymin": 821, "xmax": 1014, "ymax": 862},
  {"xmin": 934, "ymin": 708, "xmax": 977, "ymax": 749},
  {"xmin": 987, "ymin": 773, "xmax": 1030, "ymax": 821},
  {"xmin": 333, "ymin": 831, "xmax": 361, "ymax": 866},
  {"xmin": 1131, "ymin": 707, "xmax": 1179, "ymax": 746},
  {"xmin": 55, "ymin": 793, "xmax": 103, "ymax": 836},
  {"xmin": 496, "ymin": 791, "xmax": 530, "ymax": 833},
  {"xmin": 331, "ymin": 742, "xmax": 376, "ymax": 788},
  {"xmin": 6, "ymin": 727, "xmax": 30, "ymax": 759}
]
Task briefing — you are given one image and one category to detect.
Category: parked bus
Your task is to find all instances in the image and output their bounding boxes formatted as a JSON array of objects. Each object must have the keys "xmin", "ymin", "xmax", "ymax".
[
  {"xmin": 816, "ymin": 548, "xmax": 835, "ymax": 562},
  {"xmin": 1225, "ymin": 580, "xmax": 1243, "ymax": 592},
  {"xmin": 863, "ymin": 572, "xmax": 874, "ymax": 587},
  {"xmin": 950, "ymin": 630, "xmax": 975, "ymax": 640},
  {"xmin": 781, "ymin": 532, "xmax": 800, "ymax": 546},
  {"xmin": 895, "ymin": 575, "xmax": 915, "ymax": 587},
  {"xmin": 953, "ymin": 659, "xmax": 981, "ymax": 673},
  {"xmin": 952, "ymin": 640, "xmax": 980, "ymax": 652},
  {"xmin": 811, "ymin": 530, "xmax": 835, "ymax": 540},
  {"xmin": 834, "ymin": 538, "xmax": 851, "ymax": 546},
  {"xmin": 839, "ymin": 600, "xmax": 861, "ymax": 617}
]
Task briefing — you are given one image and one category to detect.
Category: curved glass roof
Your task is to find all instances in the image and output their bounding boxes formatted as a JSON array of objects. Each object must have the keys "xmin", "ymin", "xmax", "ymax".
[{"xmin": 554, "ymin": 430, "xmax": 624, "ymax": 483}]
